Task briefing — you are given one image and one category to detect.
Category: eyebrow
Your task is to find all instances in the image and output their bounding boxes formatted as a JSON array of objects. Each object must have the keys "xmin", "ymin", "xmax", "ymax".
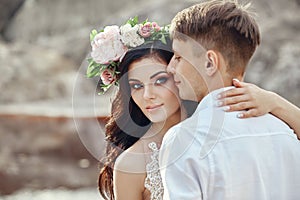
[
  {"xmin": 150, "ymin": 71, "xmax": 168, "ymax": 79},
  {"xmin": 128, "ymin": 71, "xmax": 168, "ymax": 82},
  {"xmin": 128, "ymin": 78, "xmax": 140, "ymax": 82}
]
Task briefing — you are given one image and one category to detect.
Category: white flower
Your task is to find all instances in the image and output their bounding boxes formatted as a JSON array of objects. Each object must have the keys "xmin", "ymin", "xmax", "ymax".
[
  {"xmin": 91, "ymin": 25, "xmax": 127, "ymax": 64},
  {"xmin": 120, "ymin": 24, "xmax": 145, "ymax": 48}
]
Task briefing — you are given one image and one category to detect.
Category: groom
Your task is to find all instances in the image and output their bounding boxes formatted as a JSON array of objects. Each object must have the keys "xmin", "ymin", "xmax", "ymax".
[{"xmin": 159, "ymin": 0, "xmax": 300, "ymax": 199}]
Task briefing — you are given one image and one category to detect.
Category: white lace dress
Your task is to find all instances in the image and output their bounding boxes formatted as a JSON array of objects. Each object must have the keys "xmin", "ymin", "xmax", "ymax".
[{"xmin": 144, "ymin": 142, "xmax": 163, "ymax": 200}]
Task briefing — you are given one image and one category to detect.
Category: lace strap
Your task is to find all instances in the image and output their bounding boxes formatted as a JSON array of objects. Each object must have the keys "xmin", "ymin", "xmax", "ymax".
[
  {"xmin": 144, "ymin": 141, "xmax": 163, "ymax": 200},
  {"xmin": 148, "ymin": 141, "xmax": 159, "ymax": 151}
]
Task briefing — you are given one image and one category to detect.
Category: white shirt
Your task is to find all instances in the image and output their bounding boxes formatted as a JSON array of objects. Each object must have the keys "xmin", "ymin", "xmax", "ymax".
[{"xmin": 159, "ymin": 87, "xmax": 300, "ymax": 200}]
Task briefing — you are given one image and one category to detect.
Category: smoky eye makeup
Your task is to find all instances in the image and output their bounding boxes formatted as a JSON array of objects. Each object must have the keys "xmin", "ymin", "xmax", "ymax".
[
  {"xmin": 154, "ymin": 76, "xmax": 169, "ymax": 85},
  {"xmin": 128, "ymin": 80, "xmax": 144, "ymax": 90},
  {"xmin": 128, "ymin": 71, "xmax": 170, "ymax": 89}
]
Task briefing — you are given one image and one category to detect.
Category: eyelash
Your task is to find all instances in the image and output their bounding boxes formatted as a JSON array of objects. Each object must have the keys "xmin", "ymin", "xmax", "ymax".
[
  {"xmin": 155, "ymin": 77, "xmax": 168, "ymax": 85},
  {"xmin": 130, "ymin": 83, "xmax": 143, "ymax": 90},
  {"xmin": 174, "ymin": 56, "xmax": 181, "ymax": 61},
  {"xmin": 129, "ymin": 77, "xmax": 169, "ymax": 90}
]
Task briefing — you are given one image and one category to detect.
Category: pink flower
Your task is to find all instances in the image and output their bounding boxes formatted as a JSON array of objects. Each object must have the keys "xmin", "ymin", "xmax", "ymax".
[
  {"xmin": 100, "ymin": 69, "xmax": 116, "ymax": 85},
  {"xmin": 138, "ymin": 22, "xmax": 162, "ymax": 38},
  {"xmin": 139, "ymin": 22, "xmax": 153, "ymax": 38},
  {"xmin": 152, "ymin": 22, "xmax": 161, "ymax": 31},
  {"xmin": 91, "ymin": 25, "xmax": 128, "ymax": 64}
]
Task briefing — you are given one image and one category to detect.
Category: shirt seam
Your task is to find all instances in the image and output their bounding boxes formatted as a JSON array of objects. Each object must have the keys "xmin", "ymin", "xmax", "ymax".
[{"xmin": 217, "ymin": 131, "xmax": 297, "ymax": 143}]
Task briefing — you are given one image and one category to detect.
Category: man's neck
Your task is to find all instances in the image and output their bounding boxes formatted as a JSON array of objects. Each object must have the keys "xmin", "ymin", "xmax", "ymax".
[{"xmin": 196, "ymin": 74, "xmax": 243, "ymax": 103}]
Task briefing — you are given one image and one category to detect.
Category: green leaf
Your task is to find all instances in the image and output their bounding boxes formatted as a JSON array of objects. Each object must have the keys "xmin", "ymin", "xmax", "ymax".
[
  {"xmin": 98, "ymin": 83, "xmax": 112, "ymax": 94},
  {"xmin": 142, "ymin": 18, "xmax": 148, "ymax": 25},
  {"xmin": 89, "ymin": 29, "xmax": 98, "ymax": 42},
  {"xmin": 87, "ymin": 57, "xmax": 93, "ymax": 63},
  {"xmin": 132, "ymin": 16, "xmax": 139, "ymax": 24},
  {"xmin": 86, "ymin": 62, "xmax": 101, "ymax": 78},
  {"xmin": 100, "ymin": 65, "xmax": 108, "ymax": 71},
  {"xmin": 161, "ymin": 34, "xmax": 167, "ymax": 44},
  {"xmin": 127, "ymin": 16, "xmax": 139, "ymax": 27}
]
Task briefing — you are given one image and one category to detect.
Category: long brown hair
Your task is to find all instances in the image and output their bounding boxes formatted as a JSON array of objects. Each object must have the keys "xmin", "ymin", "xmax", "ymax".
[{"xmin": 98, "ymin": 40, "xmax": 174, "ymax": 200}]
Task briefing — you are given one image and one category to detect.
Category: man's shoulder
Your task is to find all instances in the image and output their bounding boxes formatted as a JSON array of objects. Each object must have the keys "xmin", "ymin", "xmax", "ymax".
[
  {"xmin": 164, "ymin": 110, "xmax": 209, "ymax": 140},
  {"xmin": 163, "ymin": 117, "xmax": 196, "ymax": 143},
  {"xmin": 161, "ymin": 113, "xmax": 208, "ymax": 158}
]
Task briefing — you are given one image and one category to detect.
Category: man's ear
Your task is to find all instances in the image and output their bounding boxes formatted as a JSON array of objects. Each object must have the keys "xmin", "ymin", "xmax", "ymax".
[{"xmin": 205, "ymin": 50, "xmax": 219, "ymax": 76}]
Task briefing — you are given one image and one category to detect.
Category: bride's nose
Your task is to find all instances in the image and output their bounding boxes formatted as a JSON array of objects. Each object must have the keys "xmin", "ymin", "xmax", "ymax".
[{"xmin": 143, "ymin": 84, "xmax": 156, "ymax": 100}]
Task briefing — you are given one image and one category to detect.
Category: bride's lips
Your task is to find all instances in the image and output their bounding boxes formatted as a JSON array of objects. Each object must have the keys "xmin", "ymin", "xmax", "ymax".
[
  {"xmin": 146, "ymin": 104, "xmax": 163, "ymax": 112},
  {"xmin": 174, "ymin": 77, "xmax": 181, "ymax": 85},
  {"xmin": 174, "ymin": 81, "xmax": 181, "ymax": 86}
]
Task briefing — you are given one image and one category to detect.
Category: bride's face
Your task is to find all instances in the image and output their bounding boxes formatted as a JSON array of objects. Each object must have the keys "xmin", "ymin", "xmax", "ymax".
[{"xmin": 128, "ymin": 57, "xmax": 181, "ymax": 123}]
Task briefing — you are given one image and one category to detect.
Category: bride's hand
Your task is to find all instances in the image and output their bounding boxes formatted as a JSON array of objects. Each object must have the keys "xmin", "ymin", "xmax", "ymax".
[{"xmin": 216, "ymin": 79, "xmax": 276, "ymax": 118}]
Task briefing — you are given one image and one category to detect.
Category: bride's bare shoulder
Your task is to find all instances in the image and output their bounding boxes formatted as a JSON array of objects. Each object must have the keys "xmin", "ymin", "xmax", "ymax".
[{"xmin": 114, "ymin": 140, "xmax": 148, "ymax": 174}]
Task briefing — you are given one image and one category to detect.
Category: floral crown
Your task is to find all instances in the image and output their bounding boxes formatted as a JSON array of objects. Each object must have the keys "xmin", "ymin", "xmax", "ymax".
[{"xmin": 86, "ymin": 16, "xmax": 170, "ymax": 94}]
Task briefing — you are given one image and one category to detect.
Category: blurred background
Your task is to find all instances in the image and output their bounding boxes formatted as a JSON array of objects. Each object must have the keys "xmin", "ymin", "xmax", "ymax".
[{"xmin": 0, "ymin": 0, "xmax": 299, "ymax": 199}]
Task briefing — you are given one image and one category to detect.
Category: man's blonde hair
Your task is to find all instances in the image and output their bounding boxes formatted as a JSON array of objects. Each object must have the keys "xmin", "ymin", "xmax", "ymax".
[{"xmin": 170, "ymin": 0, "xmax": 260, "ymax": 75}]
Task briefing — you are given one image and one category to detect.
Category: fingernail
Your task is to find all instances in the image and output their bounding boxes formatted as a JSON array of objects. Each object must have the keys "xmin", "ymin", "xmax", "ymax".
[
  {"xmin": 233, "ymin": 78, "xmax": 240, "ymax": 82},
  {"xmin": 237, "ymin": 113, "xmax": 243, "ymax": 118},
  {"xmin": 217, "ymin": 101, "xmax": 223, "ymax": 106},
  {"xmin": 223, "ymin": 106, "xmax": 230, "ymax": 111},
  {"xmin": 216, "ymin": 94, "xmax": 222, "ymax": 99}
]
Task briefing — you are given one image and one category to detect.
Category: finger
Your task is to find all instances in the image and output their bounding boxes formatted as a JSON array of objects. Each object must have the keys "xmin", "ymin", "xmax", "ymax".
[
  {"xmin": 232, "ymin": 79, "xmax": 250, "ymax": 88},
  {"xmin": 223, "ymin": 102, "xmax": 254, "ymax": 112},
  {"xmin": 232, "ymin": 78, "xmax": 242, "ymax": 87},
  {"xmin": 237, "ymin": 109, "xmax": 260, "ymax": 118},
  {"xmin": 218, "ymin": 95, "xmax": 250, "ymax": 107},
  {"xmin": 218, "ymin": 87, "xmax": 245, "ymax": 99}
]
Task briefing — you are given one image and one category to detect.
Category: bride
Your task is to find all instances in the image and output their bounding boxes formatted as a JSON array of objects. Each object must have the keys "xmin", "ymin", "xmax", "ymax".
[{"xmin": 87, "ymin": 18, "xmax": 300, "ymax": 200}]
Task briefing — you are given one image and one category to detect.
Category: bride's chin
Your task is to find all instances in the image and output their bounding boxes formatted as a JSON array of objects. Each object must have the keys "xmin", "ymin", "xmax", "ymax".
[
  {"xmin": 148, "ymin": 116, "xmax": 167, "ymax": 124},
  {"xmin": 144, "ymin": 110, "xmax": 168, "ymax": 124}
]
